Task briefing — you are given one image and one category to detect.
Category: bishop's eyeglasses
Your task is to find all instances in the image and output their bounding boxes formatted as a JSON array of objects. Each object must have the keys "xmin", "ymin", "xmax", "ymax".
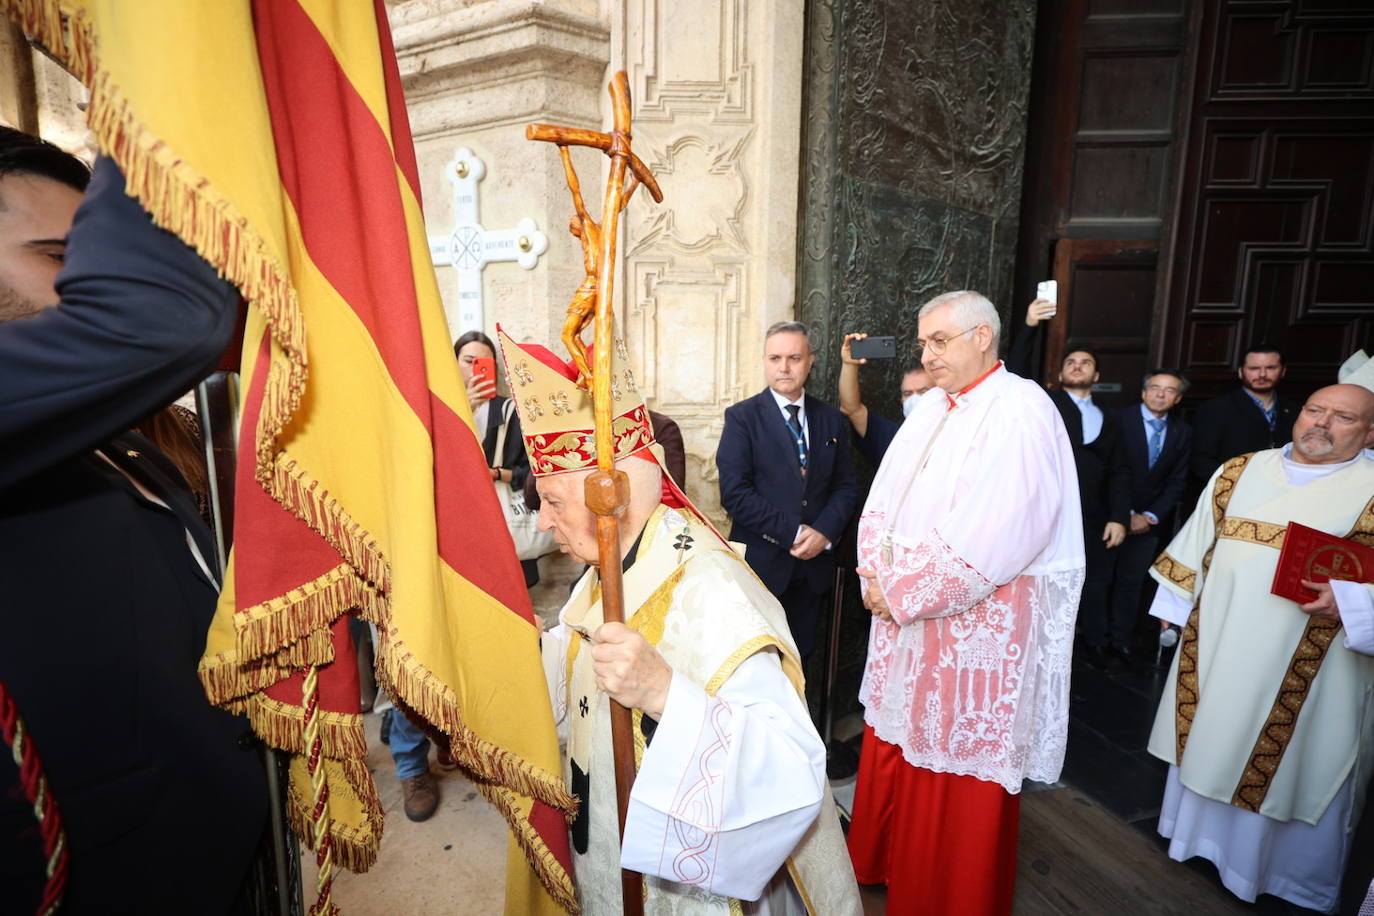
[{"xmin": 913, "ymin": 327, "xmax": 974, "ymax": 357}]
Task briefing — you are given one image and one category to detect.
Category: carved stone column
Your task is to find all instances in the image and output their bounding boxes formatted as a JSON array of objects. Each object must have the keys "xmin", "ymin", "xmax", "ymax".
[{"xmin": 614, "ymin": 0, "xmax": 806, "ymax": 527}]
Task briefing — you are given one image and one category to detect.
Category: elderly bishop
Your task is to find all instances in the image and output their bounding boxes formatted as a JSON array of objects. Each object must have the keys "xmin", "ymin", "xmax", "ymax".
[
  {"xmin": 497, "ymin": 329, "xmax": 860, "ymax": 915},
  {"xmin": 847, "ymin": 290, "xmax": 1085, "ymax": 915}
]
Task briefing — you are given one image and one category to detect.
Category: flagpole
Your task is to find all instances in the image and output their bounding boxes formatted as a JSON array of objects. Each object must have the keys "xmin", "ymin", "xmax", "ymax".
[{"xmin": 582, "ymin": 70, "xmax": 644, "ymax": 916}]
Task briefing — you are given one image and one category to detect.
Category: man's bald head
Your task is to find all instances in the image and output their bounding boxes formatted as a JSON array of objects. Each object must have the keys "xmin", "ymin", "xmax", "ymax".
[{"xmin": 1290, "ymin": 384, "xmax": 1374, "ymax": 465}]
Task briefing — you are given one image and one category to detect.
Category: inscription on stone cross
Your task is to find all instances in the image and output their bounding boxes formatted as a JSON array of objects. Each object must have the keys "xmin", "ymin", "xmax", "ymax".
[{"xmin": 428, "ymin": 147, "xmax": 548, "ymax": 336}]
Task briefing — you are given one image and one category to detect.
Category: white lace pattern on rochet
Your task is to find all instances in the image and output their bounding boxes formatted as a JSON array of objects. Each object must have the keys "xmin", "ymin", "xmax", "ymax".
[{"xmin": 856, "ymin": 517, "xmax": 1082, "ymax": 792}]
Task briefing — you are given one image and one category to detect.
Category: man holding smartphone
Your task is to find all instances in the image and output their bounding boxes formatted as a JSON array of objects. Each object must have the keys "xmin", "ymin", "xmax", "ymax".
[{"xmin": 838, "ymin": 332, "xmax": 934, "ymax": 466}]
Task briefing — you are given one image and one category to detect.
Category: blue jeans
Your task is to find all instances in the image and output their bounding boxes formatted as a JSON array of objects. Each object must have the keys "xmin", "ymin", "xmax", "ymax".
[{"xmin": 387, "ymin": 708, "xmax": 430, "ymax": 780}]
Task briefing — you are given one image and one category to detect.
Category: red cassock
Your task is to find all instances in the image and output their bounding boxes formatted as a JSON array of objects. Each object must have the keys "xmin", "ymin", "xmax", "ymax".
[
  {"xmin": 848, "ymin": 725, "xmax": 1019, "ymax": 915},
  {"xmin": 848, "ymin": 364, "xmax": 1086, "ymax": 915}
]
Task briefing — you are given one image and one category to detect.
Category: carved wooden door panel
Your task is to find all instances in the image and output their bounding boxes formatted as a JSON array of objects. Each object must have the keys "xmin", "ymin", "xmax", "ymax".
[
  {"xmin": 1158, "ymin": 0, "xmax": 1374, "ymax": 400},
  {"xmin": 1047, "ymin": 238, "xmax": 1161, "ymax": 409}
]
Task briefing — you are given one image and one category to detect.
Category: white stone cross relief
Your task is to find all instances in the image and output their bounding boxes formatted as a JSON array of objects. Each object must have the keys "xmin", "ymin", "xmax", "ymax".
[{"xmin": 428, "ymin": 147, "xmax": 548, "ymax": 337}]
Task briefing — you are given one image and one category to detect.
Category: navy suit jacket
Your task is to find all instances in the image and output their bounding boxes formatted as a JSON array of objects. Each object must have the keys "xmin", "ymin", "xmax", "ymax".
[
  {"xmin": 716, "ymin": 389, "xmax": 858, "ymax": 595},
  {"xmin": 1113, "ymin": 405, "xmax": 1192, "ymax": 533},
  {"xmin": 0, "ymin": 159, "xmax": 266, "ymax": 913}
]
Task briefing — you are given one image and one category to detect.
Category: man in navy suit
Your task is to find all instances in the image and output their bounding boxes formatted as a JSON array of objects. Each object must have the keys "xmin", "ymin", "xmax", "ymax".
[
  {"xmin": 716, "ymin": 321, "xmax": 859, "ymax": 658},
  {"xmin": 1106, "ymin": 370, "xmax": 1193, "ymax": 655},
  {"xmin": 0, "ymin": 129, "xmax": 266, "ymax": 913}
]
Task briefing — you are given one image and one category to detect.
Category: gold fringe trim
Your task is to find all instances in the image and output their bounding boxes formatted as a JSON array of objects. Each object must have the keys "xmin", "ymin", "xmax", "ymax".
[
  {"xmin": 232, "ymin": 562, "xmax": 383, "ymax": 664},
  {"xmin": 376, "ymin": 639, "xmax": 576, "ymax": 819},
  {"xmin": 265, "ymin": 628, "xmax": 336, "ymax": 670},
  {"xmin": 285, "ymin": 763, "xmax": 381, "ymax": 875},
  {"xmin": 245, "ymin": 695, "xmax": 368, "ymax": 760},
  {"xmin": 198, "ymin": 649, "xmax": 290, "ymax": 706},
  {"xmin": 475, "ymin": 781, "xmax": 580, "ymax": 915}
]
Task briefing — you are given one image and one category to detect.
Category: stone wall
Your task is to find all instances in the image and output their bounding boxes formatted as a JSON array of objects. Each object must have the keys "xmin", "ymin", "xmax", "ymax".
[{"xmin": 615, "ymin": 0, "xmax": 806, "ymax": 526}]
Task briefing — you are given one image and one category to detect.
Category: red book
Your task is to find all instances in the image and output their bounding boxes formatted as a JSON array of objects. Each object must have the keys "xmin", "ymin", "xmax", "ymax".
[{"xmin": 1271, "ymin": 522, "xmax": 1374, "ymax": 603}]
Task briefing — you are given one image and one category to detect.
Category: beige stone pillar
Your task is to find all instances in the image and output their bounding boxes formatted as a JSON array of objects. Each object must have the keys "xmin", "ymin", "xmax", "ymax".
[
  {"xmin": 389, "ymin": 0, "xmax": 610, "ymax": 348},
  {"xmin": 613, "ymin": 0, "xmax": 806, "ymax": 527},
  {"xmin": 390, "ymin": 1, "xmax": 805, "ymax": 529}
]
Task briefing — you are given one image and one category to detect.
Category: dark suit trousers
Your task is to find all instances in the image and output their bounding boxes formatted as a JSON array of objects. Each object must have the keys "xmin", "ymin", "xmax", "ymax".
[
  {"xmin": 779, "ymin": 564, "xmax": 826, "ymax": 659},
  {"xmin": 1077, "ymin": 528, "xmax": 1122, "ymax": 649},
  {"xmin": 1106, "ymin": 532, "xmax": 1160, "ymax": 649}
]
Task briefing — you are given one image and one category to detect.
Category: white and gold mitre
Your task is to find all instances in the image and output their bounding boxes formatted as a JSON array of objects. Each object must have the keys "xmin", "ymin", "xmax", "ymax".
[
  {"xmin": 1339, "ymin": 349, "xmax": 1374, "ymax": 396},
  {"xmin": 495, "ymin": 326, "xmax": 657, "ymax": 477}
]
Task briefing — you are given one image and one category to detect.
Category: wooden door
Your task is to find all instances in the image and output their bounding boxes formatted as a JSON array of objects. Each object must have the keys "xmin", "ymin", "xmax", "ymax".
[{"xmin": 1157, "ymin": 0, "xmax": 1374, "ymax": 401}]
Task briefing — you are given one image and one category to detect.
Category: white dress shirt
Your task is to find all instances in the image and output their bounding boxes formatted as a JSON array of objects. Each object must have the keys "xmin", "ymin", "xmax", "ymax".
[
  {"xmin": 1068, "ymin": 391, "xmax": 1102, "ymax": 444},
  {"xmin": 769, "ymin": 386, "xmax": 809, "ymax": 447}
]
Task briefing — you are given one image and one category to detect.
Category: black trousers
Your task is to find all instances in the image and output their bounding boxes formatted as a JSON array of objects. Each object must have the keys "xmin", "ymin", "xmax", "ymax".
[
  {"xmin": 1077, "ymin": 523, "xmax": 1122, "ymax": 649},
  {"xmin": 1106, "ymin": 532, "xmax": 1161, "ymax": 649},
  {"xmin": 777, "ymin": 565, "xmax": 826, "ymax": 659}
]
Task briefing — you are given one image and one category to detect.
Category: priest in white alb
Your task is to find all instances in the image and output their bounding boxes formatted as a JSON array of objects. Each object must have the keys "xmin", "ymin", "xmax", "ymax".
[
  {"xmin": 497, "ymin": 329, "xmax": 861, "ymax": 915},
  {"xmin": 846, "ymin": 290, "xmax": 1085, "ymax": 915},
  {"xmin": 1147, "ymin": 372, "xmax": 1374, "ymax": 914}
]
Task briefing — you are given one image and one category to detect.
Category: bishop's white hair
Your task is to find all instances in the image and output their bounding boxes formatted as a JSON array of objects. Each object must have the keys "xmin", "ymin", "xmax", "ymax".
[{"xmin": 918, "ymin": 290, "xmax": 1001, "ymax": 348}]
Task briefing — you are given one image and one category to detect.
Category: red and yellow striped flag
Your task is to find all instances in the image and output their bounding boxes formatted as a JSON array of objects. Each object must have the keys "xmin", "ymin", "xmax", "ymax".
[{"xmin": 1, "ymin": 1, "xmax": 576, "ymax": 912}]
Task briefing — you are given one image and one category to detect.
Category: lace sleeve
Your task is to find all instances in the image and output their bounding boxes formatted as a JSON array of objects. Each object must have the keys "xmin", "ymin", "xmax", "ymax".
[{"xmin": 876, "ymin": 530, "xmax": 996, "ymax": 625}]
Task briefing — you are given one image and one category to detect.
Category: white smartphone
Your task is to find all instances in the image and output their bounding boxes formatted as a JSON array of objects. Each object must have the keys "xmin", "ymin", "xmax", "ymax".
[{"xmin": 1036, "ymin": 280, "xmax": 1058, "ymax": 312}]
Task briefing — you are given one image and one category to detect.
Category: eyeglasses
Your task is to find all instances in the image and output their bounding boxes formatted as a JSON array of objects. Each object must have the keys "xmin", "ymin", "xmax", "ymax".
[
  {"xmin": 913, "ymin": 327, "xmax": 974, "ymax": 357},
  {"xmin": 1145, "ymin": 384, "xmax": 1180, "ymax": 396}
]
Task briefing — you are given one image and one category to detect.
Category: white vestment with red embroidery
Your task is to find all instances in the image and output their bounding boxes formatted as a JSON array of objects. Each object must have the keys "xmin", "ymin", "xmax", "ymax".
[
  {"xmin": 543, "ymin": 504, "xmax": 861, "ymax": 915},
  {"xmin": 857, "ymin": 364, "xmax": 1085, "ymax": 792}
]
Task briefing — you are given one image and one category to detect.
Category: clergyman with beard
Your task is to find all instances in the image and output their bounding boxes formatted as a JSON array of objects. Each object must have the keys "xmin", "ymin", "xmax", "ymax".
[{"xmin": 1144, "ymin": 379, "xmax": 1374, "ymax": 913}]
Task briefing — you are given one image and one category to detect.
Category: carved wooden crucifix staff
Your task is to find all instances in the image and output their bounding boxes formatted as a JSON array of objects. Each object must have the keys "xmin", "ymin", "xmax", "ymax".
[{"xmin": 526, "ymin": 71, "xmax": 663, "ymax": 915}]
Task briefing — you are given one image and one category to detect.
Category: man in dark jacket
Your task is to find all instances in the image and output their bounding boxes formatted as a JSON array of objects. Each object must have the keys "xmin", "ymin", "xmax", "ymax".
[
  {"xmin": 1106, "ymin": 370, "xmax": 1192, "ymax": 655},
  {"xmin": 1045, "ymin": 349, "xmax": 1131, "ymax": 666},
  {"xmin": 0, "ymin": 128, "xmax": 266, "ymax": 914},
  {"xmin": 1190, "ymin": 344, "xmax": 1300, "ymax": 484},
  {"xmin": 716, "ymin": 321, "xmax": 858, "ymax": 658},
  {"xmin": 1007, "ymin": 315, "xmax": 1132, "ymax": 667}
]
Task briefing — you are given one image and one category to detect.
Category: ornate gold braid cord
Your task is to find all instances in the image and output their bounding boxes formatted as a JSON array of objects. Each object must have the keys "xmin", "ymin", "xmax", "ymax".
[
  {"xmin": 303, "ymin": 665, "xmax": 337, "ymax": 916},
  {"xmin": 1230, "ymin": 489, "xmax": 1374, "ymax": 811},
  {"xmin": 1174, "ymin": 453, "xmax": 1252, "ymax": 762}
]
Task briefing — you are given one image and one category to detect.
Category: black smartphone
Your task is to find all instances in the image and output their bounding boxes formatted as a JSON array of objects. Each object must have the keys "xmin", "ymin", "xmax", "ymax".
[{"xmin": 850, "ymin": 336, "xmax": 896, "ymax": 360}]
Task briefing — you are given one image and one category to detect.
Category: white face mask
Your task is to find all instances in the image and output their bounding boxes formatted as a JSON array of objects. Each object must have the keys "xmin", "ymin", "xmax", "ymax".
[{"xmin": 902, "ymin": 394, "xmax": 919, "ymax": 418}]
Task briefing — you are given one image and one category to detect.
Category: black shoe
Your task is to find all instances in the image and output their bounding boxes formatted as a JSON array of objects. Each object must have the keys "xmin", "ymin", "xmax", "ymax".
[
  {"xmin": 1081, "ymin": 644, "xmax": 1111, "ymax": 670},
  {"xmin": 1107, "ymin": 644, "xmax": 1136, "ymax": 673}
]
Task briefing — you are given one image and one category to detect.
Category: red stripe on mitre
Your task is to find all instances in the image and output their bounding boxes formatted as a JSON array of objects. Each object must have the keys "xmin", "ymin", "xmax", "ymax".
[
  {"xmin": 249, "ymin": 0, "xmax": 531, "ymax": 616},
  {"xmin": 526, "ymin": 405, "xmax": 655, "ymax": 477}
]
